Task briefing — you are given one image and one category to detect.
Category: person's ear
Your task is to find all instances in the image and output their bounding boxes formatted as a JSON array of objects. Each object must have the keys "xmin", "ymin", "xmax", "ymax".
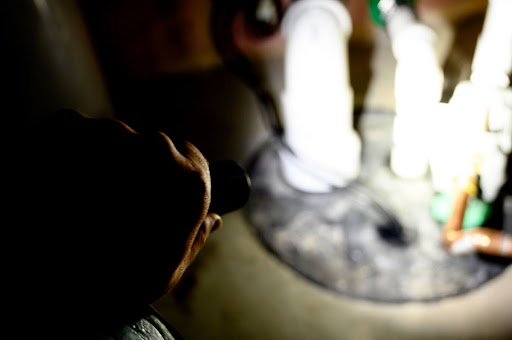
[{"xmin": 190, "ymin": 212, "xmax": 223, "ymax": 256}]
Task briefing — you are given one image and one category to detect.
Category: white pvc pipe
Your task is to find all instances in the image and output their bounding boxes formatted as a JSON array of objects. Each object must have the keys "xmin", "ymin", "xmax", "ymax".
[
  {"xmin": 279, "ymin": 0, "xmax": 361, "ymax": 192},
  {"xmin": 471, "ymin": 0, "xmax": 512, "ymax": 89},
  {"xmin": 430, "ymin": 0, "xmax": 512, "ymax": 202},
  {"xmin": 388, "ymin": 10, "xmax": 444, "ymax": 179}
]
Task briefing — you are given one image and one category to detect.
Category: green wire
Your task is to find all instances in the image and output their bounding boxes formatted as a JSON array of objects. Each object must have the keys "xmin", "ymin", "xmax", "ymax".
[{"xmin": 431, "ymin": 193, "xmax": 493, "ymax": 229}]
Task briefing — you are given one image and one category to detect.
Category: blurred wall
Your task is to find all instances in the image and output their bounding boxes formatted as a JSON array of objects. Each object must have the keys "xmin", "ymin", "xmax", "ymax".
[{"xmin": 6, "ymin": 0, "xmax": 113, "ymax": 121}]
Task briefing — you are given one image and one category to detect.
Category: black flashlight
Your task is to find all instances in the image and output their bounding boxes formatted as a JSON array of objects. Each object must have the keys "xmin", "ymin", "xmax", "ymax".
[{"xmin": 209, "ymin": 160, "xmax": 251, "ymax": 215}]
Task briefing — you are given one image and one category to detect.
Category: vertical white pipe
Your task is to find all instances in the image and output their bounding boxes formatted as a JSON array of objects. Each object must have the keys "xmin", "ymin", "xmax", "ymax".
[
  {"xmin": 471, "ymin": 0, "xmax": 512, "ymax": 89},
  {"xmin": 388, "ymin": 9, "xmax": 444, "ymax": 179},
  {"xmin": 430, "ymin": 0, "xmax": 512, "ymax": 203},
  {"xmin": 279, "ymin": 0, "xmax": 361, "ymax": 192}
]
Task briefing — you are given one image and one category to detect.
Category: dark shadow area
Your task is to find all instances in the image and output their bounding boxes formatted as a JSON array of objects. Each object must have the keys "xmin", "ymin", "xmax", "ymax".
[
  {"xmin": 349, "ymin": 39, "xmax": 375, "ymax": 111},
  {"xmin": 77, "ymin": 1, "xmax": 270, "ymax": 163},
  {"xmin": 441, "ymin": 11, "xmax": 485, "ymax": 102}
]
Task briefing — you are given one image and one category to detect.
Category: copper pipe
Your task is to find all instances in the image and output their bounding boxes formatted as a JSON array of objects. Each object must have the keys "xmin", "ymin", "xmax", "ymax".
[
  {"xmin": 444, "ymin": 226, "xmax": 512, "ymax": 258},
  {"xmin": 442, "ymin": 109, "xmax": 512, "ymax": 258},
  {"xmin": 442, "ymin": 182, "xmax": 512, "ymax": 258}
]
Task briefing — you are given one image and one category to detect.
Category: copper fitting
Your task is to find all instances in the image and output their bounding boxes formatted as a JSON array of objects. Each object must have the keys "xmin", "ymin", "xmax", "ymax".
[
  {"xmin": 442, "ymin": 180, "xmax": 512, "ymax": 258},
  {"xmin": 444, "ymin": 226, "xmax": 512, "ymax": 258},
  {"xmin": 441, "ymin": 109, "xmax": 511, "ymax": 258}
]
